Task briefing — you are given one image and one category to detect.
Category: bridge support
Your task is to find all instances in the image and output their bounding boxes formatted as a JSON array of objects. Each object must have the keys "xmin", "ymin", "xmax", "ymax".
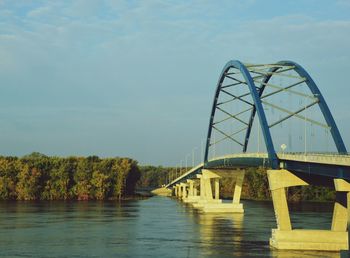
[
  {"xmin": 180, "ymin": 183, "xmax": 188, "ymax": 200},
  {"xmin": 174, "ymin": 185, "xmax": 177, "ymax": 197},
  {"xmin": 183, "ymin": 179, "xmax": 201, "ymax": 203},
  {"xmin": 192, "ymin": 169, "xmax": 244, "ymax": 213},
  {"xmin": 192, "ymin": 174, "xmax": 222, "ymax": 209},
  {"xmin": 268, "ymin": 169, "xmax": 349, "ymax": 251},
  {"xmin": 176, "ymin": 184, "xmax": 183, "ymax": 199}
]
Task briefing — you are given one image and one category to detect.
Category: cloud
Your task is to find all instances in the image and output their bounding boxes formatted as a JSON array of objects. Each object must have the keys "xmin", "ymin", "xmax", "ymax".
[{"xmin": 0, "ymin": 1, "xmax": 349, "ymax": 163}]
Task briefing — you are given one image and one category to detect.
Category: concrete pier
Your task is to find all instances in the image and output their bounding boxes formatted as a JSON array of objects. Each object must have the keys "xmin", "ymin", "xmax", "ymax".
[
  {"xmin": 188, "ymin": 169, "xmax": 245, "ymax": 213},
  {"xmin": 201, "ymin": 169, "xmax": 245, "ymax": 213},
  {"xmin": 267, "ymin": 169, "xmax": 350, "ymax": 251}
]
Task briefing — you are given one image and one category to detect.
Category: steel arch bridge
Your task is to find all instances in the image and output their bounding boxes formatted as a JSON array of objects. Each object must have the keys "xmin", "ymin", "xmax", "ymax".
[
  {"xmin": 205, "ymin": 60, "xmax": 346, "ymax": 168},
  {"xmin": 167, "ymin": 60, "xmax": 350, "ymax": 186},
  {"xmin": 164, "ymin": 60, "xmax": 350, "ymax": 251}
]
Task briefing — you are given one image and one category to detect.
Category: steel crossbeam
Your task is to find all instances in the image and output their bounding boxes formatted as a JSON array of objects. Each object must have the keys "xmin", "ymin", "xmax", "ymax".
[
  {"xmin": 259, "ymin": 79, "xmax": 310, "ymax": 100},
  {"xmin": 220, "ymin": 89, "xmax": 253, "ymax": 106},
  {"xmin": 261, "ymin": 100, "xmax": 329, "ymax": 128},
  {"xmin": 216, "ymin": 106, "xmax": 249, "ymax": 126},
  {"xmin": 213, "ymin": 107, "xmax": 253, "ymax": 125},
  {"xmin": 212, "ymin": 125, "xmax": 244, "ymax": 147},
  {"xmin": 210, "ymin": 127, "xmax": 248, "ymax": 146}
]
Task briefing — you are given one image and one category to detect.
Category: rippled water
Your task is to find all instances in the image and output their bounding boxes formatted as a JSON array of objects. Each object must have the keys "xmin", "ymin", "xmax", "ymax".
[{"xmin": 0, "ymin": 197, "xmax": 342, "ymax": 257}]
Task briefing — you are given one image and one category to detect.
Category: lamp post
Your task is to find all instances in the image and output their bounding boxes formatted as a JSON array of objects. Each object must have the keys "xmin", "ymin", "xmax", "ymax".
[
  {"xmin": 192, "ymin": 147, "xmax": 198, "ymax": 167},
  {"xmin": 180, "ymin": 160, "xmax": 183, "ymax": 176},
  {"xmin": 281, "ymin": 143, "xmax": 287, "ymax": 158},
  {"xmin": 185, "ymin": 153, "xmax": 190, "ymax": 171},
  {"xmin": 201, "ymin": 140, "xmax": 204, "ymax": 162}
]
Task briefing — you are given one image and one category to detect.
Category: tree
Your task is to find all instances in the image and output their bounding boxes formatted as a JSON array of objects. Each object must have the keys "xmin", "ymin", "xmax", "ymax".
[
  {"xmin": 72, "ymin": 158, "xmax": 94, "ymax": 200},
  {"xmin": 16, "ymin": 165, "xmax": 42, "ymax": 200},
  {"xmin": 113, "ymin": 158, "xmax": 131, "ymax": 200},
  {"xmin": 0, "ymin": 157, "xmax": 20, "ymax": 200},
  {"xmin": 91, "ymin": 170, "xmax": 110, "ymax": 200}
]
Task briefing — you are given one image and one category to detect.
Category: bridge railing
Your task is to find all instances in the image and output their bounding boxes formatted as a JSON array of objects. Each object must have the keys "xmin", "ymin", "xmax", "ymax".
[
  {"xmin": 165, "ymin": 163, "xmax": 204, "ymax": 188},
  {"xmin": 278, "ymin": 152, "xmax": 350, "ymax": 166},
  {"xmin": 209, "ymin": 152, "xmax": 350, "ymax": 166}
]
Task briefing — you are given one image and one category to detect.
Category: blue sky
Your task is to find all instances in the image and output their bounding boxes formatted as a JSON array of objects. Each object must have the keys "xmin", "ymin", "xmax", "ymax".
[{"xmin": 0, "ymin": 0, "xmax": 349, "ymax": 165}]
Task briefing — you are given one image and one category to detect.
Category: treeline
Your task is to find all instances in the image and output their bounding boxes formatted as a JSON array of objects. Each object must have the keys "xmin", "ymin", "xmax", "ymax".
[
  {"xmin": 138, "ymin": 166, "xmax": 335, "ymax": 202},
  {"xmin": 137, "ymin": 165, "xmax": 176, "ymax": 188},
  {"xmin": 0, "ymin": 152, "xmax": 140, "ymax": 201}
]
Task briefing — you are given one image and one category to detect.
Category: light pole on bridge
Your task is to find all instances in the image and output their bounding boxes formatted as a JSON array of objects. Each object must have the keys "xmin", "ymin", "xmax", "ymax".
[
  {"xmin": 180, "ymin": 160, "xmax": 183, "ymax": 176},
  {"xmin": 192, "ymin": 147, "xmax": 198, "ymax": 168},
  {"xmin": 185, "ymin": 153, "xmax": 190, "ymax": 171}
]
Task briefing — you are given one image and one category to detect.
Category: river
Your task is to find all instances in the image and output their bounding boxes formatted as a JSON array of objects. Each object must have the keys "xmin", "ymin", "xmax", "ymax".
[{"xmin": 0, "ymin": 196, "xmax": 341, "ymax": 257}]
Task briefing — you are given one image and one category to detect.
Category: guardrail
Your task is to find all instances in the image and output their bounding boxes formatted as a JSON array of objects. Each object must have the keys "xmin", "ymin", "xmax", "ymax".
[{"xmin": 209, "ymin": 152, "xmax": 350, "ymax": 166}]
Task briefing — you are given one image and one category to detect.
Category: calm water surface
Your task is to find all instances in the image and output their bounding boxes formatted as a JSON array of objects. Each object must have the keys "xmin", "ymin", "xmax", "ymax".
[{"xmin": 0, "ymin": 197, "xmax": 341, "ymax": 257}]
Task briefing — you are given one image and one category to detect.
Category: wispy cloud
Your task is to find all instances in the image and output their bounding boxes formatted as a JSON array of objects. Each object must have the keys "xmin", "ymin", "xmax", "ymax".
[{"xmin": 0, "ymin": 1, "xmax": 349, "ymax": 163}]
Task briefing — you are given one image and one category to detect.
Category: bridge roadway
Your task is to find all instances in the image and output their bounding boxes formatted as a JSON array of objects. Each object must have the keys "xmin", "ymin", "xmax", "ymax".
[{"xmin": 166, "ymin": 152, "xmax": 350, "ymax": 188}]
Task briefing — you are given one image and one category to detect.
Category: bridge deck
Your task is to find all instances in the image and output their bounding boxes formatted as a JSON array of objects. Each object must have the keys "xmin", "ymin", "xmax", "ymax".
[{"xmin": 166, "ymin": 153, "xmax": 350, "ymax": 188}]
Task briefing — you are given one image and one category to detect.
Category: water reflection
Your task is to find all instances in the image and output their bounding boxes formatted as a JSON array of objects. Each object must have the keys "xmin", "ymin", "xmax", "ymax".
[
  {"xmin": 197, "ymin": 212, "xmax": 244, "ymax": 257},
  {"xmin": 0, "ymin": 198, "xmax": 344, "ymax": 257}
]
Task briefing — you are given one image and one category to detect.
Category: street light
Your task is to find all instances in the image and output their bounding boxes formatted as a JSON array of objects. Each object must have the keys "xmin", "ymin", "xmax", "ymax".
[
  {"xmin": 192, "ymin": 147, "xmax": 198, "ymax": 167},
  {"xmin": 281, "ymin": 143, "xmax": 287, "ymax": 158},
  {"xmin": 201, "ymin": 140, "xmax": 204, "ymax": 162},
  {"xmin": 185, "ymin": 153, "xmax": 191, "ymax": 171},
  {"xmin": 180, "ymin": 160, "xmax": 183, "ymax": 176}
]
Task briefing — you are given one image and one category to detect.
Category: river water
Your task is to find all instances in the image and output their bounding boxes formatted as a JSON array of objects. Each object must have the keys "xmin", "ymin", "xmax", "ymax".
[{"xmin": 0, "ymin": 196, "xmax": 342, "ymax": 257}]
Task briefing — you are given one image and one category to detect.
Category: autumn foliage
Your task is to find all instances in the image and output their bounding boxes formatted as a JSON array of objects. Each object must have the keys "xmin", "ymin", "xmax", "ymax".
[{"xmin": 0, "ymin": 153, "xmax": 140, "ymax": 200}]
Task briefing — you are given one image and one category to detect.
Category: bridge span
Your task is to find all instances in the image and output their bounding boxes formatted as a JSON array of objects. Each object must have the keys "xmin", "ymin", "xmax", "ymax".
[{"xmin": 163, "ymin": 60, "xmax": 350, "ymax": 252}]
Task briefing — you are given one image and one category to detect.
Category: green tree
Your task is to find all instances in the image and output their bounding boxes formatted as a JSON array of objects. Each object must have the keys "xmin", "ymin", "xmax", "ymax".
[
  {"xmin": 113, "ymin": 158, "xmax": 131, "ymax": 200},
  {"xmin": 91, "ymin": 170, "xmax": 110, "ymax": 200},
  {"xmin": 0, "ymin": 157, "xmax": 20, "ymax": 200},
  {"xmin": 16, "ymin": 165, "xmax": 42, "ymax": 200}
]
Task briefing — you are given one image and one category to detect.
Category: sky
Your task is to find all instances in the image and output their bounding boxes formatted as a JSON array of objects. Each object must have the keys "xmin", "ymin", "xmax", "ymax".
[{"xmin": 0, "ymin": 0, "xmax": 349, "ymax": 166}]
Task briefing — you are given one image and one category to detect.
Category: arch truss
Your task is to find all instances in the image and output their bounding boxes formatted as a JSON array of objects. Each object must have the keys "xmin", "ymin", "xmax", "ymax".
[{"xmin": 204, "ymin": 60, "xmax": 347, "ymax": 168}]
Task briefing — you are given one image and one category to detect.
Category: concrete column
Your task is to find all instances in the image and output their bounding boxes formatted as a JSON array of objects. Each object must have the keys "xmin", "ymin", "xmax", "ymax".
[
  {"xmin": 267, "ymin": 169, "xmax": 308, "ymax": 231},
  {"xmin": 332, "ymin": 179, "xmax": 350, "ymax": 232},
  {"xmin": 181, "ymin": 184, "xmax": 187, "ymax": 199},
  {"xmin": 233, "ymin": 171, "xmax": 245, "ymax": 204},
  {"xmin": 198, "ymin": 175, "xmax": 205, "ymax": 200},
  {"xmin": 270, "ymin": 187, "xmax": 292, "ymax": 230},
  {"xmin": 332, "ymin": 192, "xmax": 348, "ymax": 231},
  {"xmin": 204, "ymin": 178, "xmax": 213, "ymax": 201},
  {"xmin": 194, "ymin": 187, "xmax": 198, "ymax": 196},
  {"xmin": 174, "ymin": 186, "xmax": 178, "ymax": 196},
  {"xmin": 177, "ymin": 184, "xmax": 182, "ymax": 198},
  {"xmin": 202, "ymin": 169, "xmax": 221, "ymax": 201},
  {"xmin": 187, "ymin": 180, "xmax": 194, "ymax": 197},
  {"xmin": 214, "ymin": 178, "xmax": 220, "ymax": 200}
]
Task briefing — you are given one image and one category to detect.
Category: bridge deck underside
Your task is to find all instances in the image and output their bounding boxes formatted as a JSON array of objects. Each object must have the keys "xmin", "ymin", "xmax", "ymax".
[
  {"xmin": 167, "ymin": 156, "xmax": 350, "ymax": 188},
  {"xmin": 208, "ymin": 157, "xmax": 350, "ymax": 179}
]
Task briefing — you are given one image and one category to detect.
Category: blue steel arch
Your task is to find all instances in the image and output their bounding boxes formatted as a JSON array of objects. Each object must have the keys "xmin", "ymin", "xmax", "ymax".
[
  {"xmin": 204, "ymin": 60, "xmax": 347, "ymax": 169},
  {"xmin": 243, "ymin": 60, "xmax": 347, "ymax": 155},
  {"xmin": 279, "ymin": 61, "xmax": 347, "ymax": 154},
  {"xmin": 204, "ymin": 60, "xmax": 279, "ymax": 168}
]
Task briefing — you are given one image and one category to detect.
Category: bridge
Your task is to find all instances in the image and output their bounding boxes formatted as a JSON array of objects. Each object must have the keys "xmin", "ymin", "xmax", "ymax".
[{"xmin": 162, "ymin": 60, "xmax": 350, "ymax": 252}]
